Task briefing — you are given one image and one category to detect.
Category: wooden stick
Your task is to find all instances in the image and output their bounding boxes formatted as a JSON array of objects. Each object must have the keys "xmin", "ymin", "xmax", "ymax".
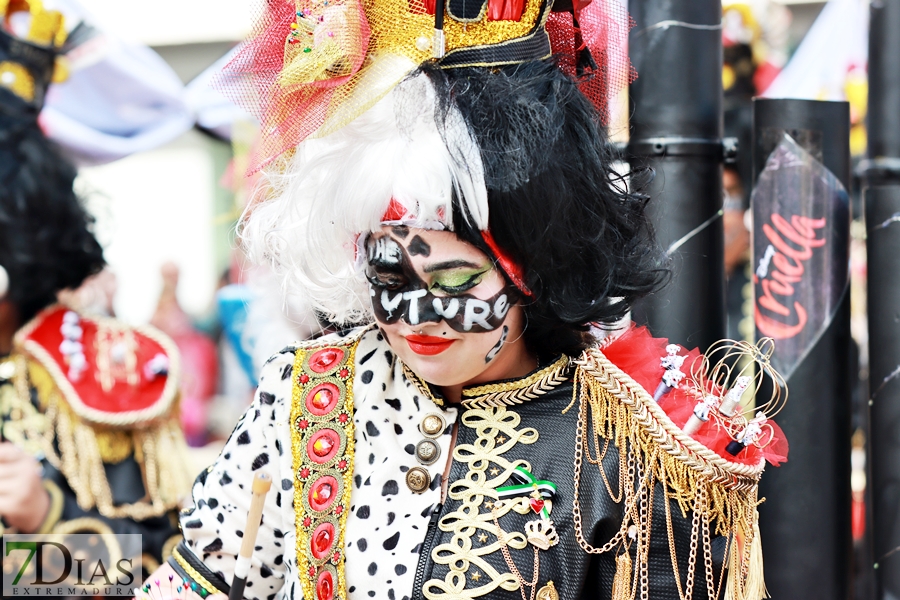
[{"xmin": 228, "ymin": 471, "xmax": 272, "ymax": 600}]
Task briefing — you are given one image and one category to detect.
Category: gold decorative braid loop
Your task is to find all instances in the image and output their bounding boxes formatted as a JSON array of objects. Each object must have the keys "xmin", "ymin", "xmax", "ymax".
[
  {"xmin": 172, "ymin": 547, "xmax": 224, "ymax": 596},
  {"xmin": 462, "ymin": 356, "xmax": 571, "ymax": 409}
]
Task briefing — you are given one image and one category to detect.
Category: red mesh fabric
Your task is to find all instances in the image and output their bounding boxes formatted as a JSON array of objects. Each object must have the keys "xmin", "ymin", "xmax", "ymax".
[
  {"xmin": 216, "ymin": 0, "xmax": 371, "ymax": 173},
  {"xmin": 547, "ymin": 0, "xmax": 635, "ymax": 124},
  {"xmin": 217, "ymin": 0, "xmax": 635, "ymax": 172},
  {"xmin": 604, "ymin": 325, "xmax": 789, "ymax": 468}
]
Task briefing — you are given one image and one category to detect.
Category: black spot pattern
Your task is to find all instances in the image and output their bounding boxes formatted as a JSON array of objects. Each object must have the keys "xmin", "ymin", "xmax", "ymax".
[
  {"xmin": 382, "ymin": 480, "xmax": 399, "ymax": 496},
  {"xmin": 383, "ymin": 532, "xmax": 400, "ymax": 550},
  {"xmin": 385, "ymin": 398, "xmax": 401, "ymax": 411},
  {"xmin": 366, "ymin": 421, "xmax": 380, "ymax": 436},
  {"xmin": 361, "ymin": 370, "xmax": 374, "ymax": 384},
  {"xmin": 357, "ymin": 505, "xmax": 371, "ymax": 519},
  {"xmin": 237, "ymin": 431, "xmax": 251, "ymax": 445},
  {"xmin": 251, "ymin": 453, "xmax": 269, "ymax": 470},
  {"xmin": 358, "ymin": 538, "xmax": 368, "ymax": 552}
]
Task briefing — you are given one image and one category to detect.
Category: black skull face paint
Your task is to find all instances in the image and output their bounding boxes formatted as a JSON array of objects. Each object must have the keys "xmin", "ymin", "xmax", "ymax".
[
  {"xmin": 365, "ymin": 233, "xmax": 517, "ymax": 333},
  {"xmin": 484, "ymin": 325, "xmax": 509, "ymax": 363}
]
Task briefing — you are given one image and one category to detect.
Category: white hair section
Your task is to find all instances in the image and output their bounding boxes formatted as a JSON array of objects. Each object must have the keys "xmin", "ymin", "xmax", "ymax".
[{"xmin": 241, "ymin": 65, "xmax": 488, "ymax": 325}]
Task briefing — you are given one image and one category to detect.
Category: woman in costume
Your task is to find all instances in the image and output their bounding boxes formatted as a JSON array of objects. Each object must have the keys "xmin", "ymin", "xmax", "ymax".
[
  {"xmin": 0, "ymin": 0, "xmax": 191, "ymax": 572},
  {"xmin": 142, "ymin": 0, "xmax": 787, "ymax": 598}
]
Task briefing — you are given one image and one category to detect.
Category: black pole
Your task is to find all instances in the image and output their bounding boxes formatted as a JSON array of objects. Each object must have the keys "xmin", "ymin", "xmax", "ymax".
[
  {"xmin": 752, "ymin": 98, "xmax": 852, "ymax": 600},
  {"xmin": 863, "ymin": 0, "xmax": 900, "ymax": 596},
  {"xmin": 628, "ymin": 0, "xmax": 727, "ymax": 350}
]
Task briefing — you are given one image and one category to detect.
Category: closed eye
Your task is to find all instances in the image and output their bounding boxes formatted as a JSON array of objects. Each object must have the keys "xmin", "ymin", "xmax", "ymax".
[
  {"xmin": 430, "ymin": 268, "xmax": 490, "ymax": 295},
  {"xmin": 366, "ymin": 266, "xmax": 408, "ymax": 291}
]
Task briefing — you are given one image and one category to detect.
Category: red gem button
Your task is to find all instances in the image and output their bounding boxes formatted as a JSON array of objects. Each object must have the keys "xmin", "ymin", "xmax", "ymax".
[
  {"xmin": 309, "ymin": 475, "xmax": 338, "ymax": 512},
  {"xmin": 309, "ymin": 348, "xmax": 344, "ymax": 373},
  {"xmin": 530, "ymin": 498, "xmax": 545, "ymax": 513},
  {"xmin": 311, "ymin": 522, "xmax": 335, "ymax": 559},
  {"xmin": 316, "ymin": 570, "xmax": 334, "ymax": 600},
  {"xmin": 307, "ymin": 429, "xmax": 340, "ymax": 463},
  {"xmin": 305, "ymin": 383, "xmax": 340, "ymax": 416},
  {"xmin": 299, "ymin": 373, "xmax": 310, "ymax": 384}
]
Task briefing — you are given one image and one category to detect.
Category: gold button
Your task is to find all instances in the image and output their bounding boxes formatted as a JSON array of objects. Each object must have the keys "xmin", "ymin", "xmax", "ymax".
[
  {"xmin": 536, "ymin": 582, "xmax": 559, "ymax": 600},
  {"xmin": 415, "ymin": 439, "xmax": 441, "ymax": 465},
  {"xmin": 420, "ymin": 413, "xmax": 445, "ymax": 437},
  {"xmin": 406, "ymin": 467, "xmax": 431, "ymax": 493}
]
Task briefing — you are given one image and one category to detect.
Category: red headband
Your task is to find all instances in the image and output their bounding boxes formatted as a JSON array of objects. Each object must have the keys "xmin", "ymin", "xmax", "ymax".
[{"xmin": 481, "ymin": 230, "xmax": 533, "ymax": 297}]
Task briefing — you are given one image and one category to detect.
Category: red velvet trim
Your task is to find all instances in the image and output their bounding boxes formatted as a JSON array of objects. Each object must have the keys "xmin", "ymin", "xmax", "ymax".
[
  {"xmin": 481, "ymin": 229, "xmax": 532, "ymax": 297},
  {"xmin": 18, "ymin": 306, "xmax": 176, "ymax": 417}
]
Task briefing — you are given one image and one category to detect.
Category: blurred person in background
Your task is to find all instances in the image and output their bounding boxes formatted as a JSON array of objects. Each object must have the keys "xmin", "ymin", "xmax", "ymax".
[{"xmin": 0, "ymin": 0, "xmax": 191, "ymax": 575}]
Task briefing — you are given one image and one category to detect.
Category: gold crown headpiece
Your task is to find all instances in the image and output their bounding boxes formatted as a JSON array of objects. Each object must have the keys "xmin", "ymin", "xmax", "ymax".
[
  {"xmin": 0, "ymin": 0, "xmax": 67, "ymax": 112},
  {"xmin": 221, "ymin": 0, "xmax": 633, "ymax": 172}
]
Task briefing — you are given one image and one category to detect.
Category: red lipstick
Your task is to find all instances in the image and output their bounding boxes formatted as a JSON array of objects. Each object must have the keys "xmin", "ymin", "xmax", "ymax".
[{"xmin": 405, "ymin": 335, "xmax": 454, "ymax": 356}]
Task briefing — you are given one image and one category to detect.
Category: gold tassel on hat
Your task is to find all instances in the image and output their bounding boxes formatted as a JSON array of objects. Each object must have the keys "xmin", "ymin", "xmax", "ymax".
[{"xmin": 611, "ymin": 551, "xmax": 632, "ymax": 600}]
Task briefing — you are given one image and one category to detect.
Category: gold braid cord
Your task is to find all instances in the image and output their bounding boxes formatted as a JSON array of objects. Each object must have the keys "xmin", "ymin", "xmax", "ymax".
[
  {"xmin": 424, "ymin": 405, "xmax": 541, "ymax": 600},
  {"xmin": 461, "ymin": 356, "xmax": 570, "ymax": 409},
  {"xmin": 571, "ymin": 348, "xmax": 766, "ymax": 600},
  {"xmin": 28, "ymin": 359, "xmax": 191, "ymax": 520}
]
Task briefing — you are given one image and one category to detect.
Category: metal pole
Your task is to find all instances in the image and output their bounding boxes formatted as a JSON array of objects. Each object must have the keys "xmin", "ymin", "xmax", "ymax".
[
  {"xmin": 628, "ymin": 0, "xmax": 728, "ymax": 351},
  {"xmin": 752, "ymin": 98, "xmax": 852, "ymax": 600},
  {"xmin": 863, "ymin": 0, "xmax": 900, "ymax": 595}
]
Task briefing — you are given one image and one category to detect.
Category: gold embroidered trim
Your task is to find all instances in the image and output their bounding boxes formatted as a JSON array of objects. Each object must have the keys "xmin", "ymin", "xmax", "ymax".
[
  {"xmin": 401, "ymin": 362, "xmax": 444, "ymax": 407},
  {"xmin": 0, "ymin": 355, "xmax": 58, "ymax": 466},
  {"xmin": 423, "ymin": 404, "xmax": 540, "ymax": 600},
  {"xmin": 574, "ymin": 348, "xmax": 765, "ymax": 486},
  {"xmin": 37, "ymin": 479, "xmax": 65, "ymax": 534},
  {"xmin": 291, "ymin": 338, "xmax": 360, "ymax": 600},
  {"xmin": 172, "ymin": 546, "xmax": 223, "ymax": 595},
  {"xmin": 570, "ymin": 348, "xmax": 765, "ymax": 600},
  {"xmin": 461, "ymin": 356, "xmax": 570, "ymax": 409}
]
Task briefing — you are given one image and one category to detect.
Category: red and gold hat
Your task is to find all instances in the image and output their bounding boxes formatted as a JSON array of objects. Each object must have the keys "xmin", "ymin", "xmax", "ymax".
[{"xmin": 222, "ymin": 0, "xmax": 632, "ymax": 172}]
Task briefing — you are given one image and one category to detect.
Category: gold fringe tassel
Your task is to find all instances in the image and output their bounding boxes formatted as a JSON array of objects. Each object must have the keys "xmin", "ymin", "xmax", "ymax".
[
  {"xmin": 611, "ymin": 552, "xmax": 632, "ymax": 600},
  {"xmin": 574, "ymin": 361, "xmax": 766, "ymax": 600},
  {"xmin": 38, "ymin": 375, "xmax": 191, "ymax": 520}
]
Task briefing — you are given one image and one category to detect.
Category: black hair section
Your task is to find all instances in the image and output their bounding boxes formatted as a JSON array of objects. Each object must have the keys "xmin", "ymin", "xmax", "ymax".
[
  {"xmin": 417, "ymin": 59, "xmax": 670, "ymax": 358},
  {"xmin": 0, "ymin": 105, "xmax": 106, "ymax": 323}
]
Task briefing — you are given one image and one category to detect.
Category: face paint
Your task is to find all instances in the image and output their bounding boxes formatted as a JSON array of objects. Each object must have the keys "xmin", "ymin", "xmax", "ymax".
[
  {"xmin": 366, "ymin": 233, "xmax": 517, "ymax": 333},
  {"xmin": 391, "ymin": 225, "xmax": 410, "ymax": 239},
  {"xmin": 407, "ymin": 235, "xmax": 431, "ymax": 257},
  {"xmin": 485, "ymin": 325, "xmax": 509, "ymax": 363}
]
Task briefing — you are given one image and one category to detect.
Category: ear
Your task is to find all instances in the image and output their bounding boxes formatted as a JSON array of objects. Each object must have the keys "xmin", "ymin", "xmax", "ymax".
[{"xmin": 0, "ymin": 265, "xmax": 8, "ymax": 299}]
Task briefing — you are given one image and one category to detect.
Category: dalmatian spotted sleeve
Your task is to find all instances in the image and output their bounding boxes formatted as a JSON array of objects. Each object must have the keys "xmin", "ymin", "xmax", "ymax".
[{"xmin": 175, "ymin": 347, "xmax": 297, "ymax": 600}]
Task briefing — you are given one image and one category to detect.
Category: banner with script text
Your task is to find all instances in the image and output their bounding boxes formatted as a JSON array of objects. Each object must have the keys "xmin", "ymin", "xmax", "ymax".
[{"xmin": 752, "ymin": 134, "xmax": 850, "ymax": 378}]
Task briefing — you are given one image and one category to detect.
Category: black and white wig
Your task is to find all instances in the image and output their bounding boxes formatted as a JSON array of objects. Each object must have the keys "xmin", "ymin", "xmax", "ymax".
[{"xmin": 242, "ymin": 56, "xmax": 668, "ymax": 357}]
